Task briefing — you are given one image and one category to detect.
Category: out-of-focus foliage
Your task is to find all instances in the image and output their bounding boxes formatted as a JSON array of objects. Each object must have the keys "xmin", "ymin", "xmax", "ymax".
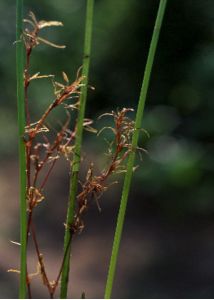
[{"xmin": 1, "ymin": 0, "xmax": 214, "ymax": 298}]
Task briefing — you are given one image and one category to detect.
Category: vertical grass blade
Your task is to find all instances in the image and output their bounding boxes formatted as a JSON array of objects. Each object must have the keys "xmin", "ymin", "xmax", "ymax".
[
  {"xmin": 60, "ymin": 0, "xmax": 94, "ymax": 298},
  {"xmin": 104, "ymin": 1, "xmax": 168, "ymax": 298},
  {"xmin": 16, "ymin": 0, "xmax": 27, "ymax": 298}
]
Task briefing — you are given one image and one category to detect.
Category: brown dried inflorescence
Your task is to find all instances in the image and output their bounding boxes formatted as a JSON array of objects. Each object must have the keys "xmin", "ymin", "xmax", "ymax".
[
  {"xmin": 11, "ymin": 12, "xmax": 143, "ymax": 299},
  {"xmin": 17, "ymin": 12, "xmax": 89, "ymax": 298},
  {"xmin": 71, "ymin": 108, "xmax": 138, "ymax": 234}
]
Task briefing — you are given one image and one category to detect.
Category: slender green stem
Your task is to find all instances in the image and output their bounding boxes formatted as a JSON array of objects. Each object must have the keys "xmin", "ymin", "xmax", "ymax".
[
  {"xmin": 60, "ymin": 0, "xmax": 94, "ymax": 298},
  {"xmin": 104, "ymin": 1, "xmax": 167, "ymax": 298},
  {"xmin": 16, "ymin": 0, "xmax": 27, "ymax": 298}
]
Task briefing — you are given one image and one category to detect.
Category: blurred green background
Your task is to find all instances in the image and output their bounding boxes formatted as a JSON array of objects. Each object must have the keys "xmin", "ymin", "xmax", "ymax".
[{"xmin": 0, "ymin": 0, "xmax": 214, "ymax": 298}]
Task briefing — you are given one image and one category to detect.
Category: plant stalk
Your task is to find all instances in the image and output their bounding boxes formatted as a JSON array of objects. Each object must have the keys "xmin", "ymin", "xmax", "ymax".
[
  {"xmin": 16, "ymin": 0, "xmax": 27, "ymax": 298},
  {"xmin": 60, "ymin": 0, "xmax": 94, "ymax": 298},
  {"xmin": 104, "ymin": 0, "xmax": 168, "ymax": 298}
]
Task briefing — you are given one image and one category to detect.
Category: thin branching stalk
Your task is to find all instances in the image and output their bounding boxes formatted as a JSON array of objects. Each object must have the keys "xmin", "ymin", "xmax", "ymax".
[
  {"xmin": 16, "ymin": 0, "xmax": 27, "ymax": 298},
  {"xmin": 60, "ymin": 0, "xmax": 94, "ymax": 298},
  {"xmin": 104, "ymin": 1, "xmax": 168, "ymax": 298}
]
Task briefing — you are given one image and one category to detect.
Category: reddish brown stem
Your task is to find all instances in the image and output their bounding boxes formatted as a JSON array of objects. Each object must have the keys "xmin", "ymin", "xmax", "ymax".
[
  {"xmin": 27, "ymin": 279, "xmax": 32, "ymax": 299},
  {"xmin": 31, "ymin": 222, "xmax": 53, "ymax": 297},
  {"xmin": 40, "ymin": 159, "xmax": 57, "ymax": 190}
]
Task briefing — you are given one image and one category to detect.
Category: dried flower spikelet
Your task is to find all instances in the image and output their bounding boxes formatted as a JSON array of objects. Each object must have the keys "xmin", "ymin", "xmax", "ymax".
[
  {"xmin": 38, "ymin": 20, "xmax": 64, "ymax": 30},
  {"xmin": 83, "ymin": 118, "xmax": 97, "ymax": 134},
  {"xmin": 27, "ymin": 187, "xmax": 45, "ymax": 210},
  {"xmin": 59, "ymin": 145, "xmax": 74, "ymax": 160},
  {"xmin": 62, "ymin": 71, "xmax": 69, "ymax": 83},
  {"xmin": 10, "ymin": 240, "xmax": 21, "ymax": 246},
  {"xmin": 27, "ymin": 262, "xmax": 41, "ymax": 282},
  {"xmin": 7, "ymin": 269, "xmax": 20, "ymax": 274},
  {"xmin": 23, "ymin": 11, "xmax": 66, "ymax": 49},
  {"xmin": 47, "ymin": 155, "xmax": 60, "ymax": 164},
  {"xmin": 53, "ymin": 73, "xmax": 85, "ymax": 102},
  {"xmin": 36, "ymin": 36, "xmax": 66, "ymax": 49},
  {"xmin": 29, "ymin": 72, "xmax": 55, "ymax": 82},
  {"xmin": 25, "ymin": 122, "xmax": 49, "ymax": 136},
  {"xmin": 64, "ymin": 101, "xmax": 80, "ymax": 111}
]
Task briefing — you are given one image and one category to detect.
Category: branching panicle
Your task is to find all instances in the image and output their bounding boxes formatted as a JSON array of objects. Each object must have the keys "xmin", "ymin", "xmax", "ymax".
[
  {"xmin": 12, "ymin": 11, "xmax": 86, "ymax": 298},
  {"xmin": 69, "ymin": 108, "xmax": 141, "ymax": 235},
  {"xmin": 14, "ymin": 10, "xmax": 144, "ymax": 299}
]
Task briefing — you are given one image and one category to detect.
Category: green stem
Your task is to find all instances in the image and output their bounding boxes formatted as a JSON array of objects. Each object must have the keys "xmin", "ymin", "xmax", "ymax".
[
  {"xmin": 16, "ymin": 0, "xmax": 27, "ymax": 298},
  {"xmin": 60, "ymin": 0, "xmax": 94, "ymax": 298},
  {"xmin": 104, "ymin": 1, "xmax": 167, "ymax": 298}
]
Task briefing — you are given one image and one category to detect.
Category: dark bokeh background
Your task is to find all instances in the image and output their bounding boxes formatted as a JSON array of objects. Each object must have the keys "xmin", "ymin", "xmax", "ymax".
[{"xmin": 0, "ymin": 0, "xmax": 214, "ymax": 298}]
